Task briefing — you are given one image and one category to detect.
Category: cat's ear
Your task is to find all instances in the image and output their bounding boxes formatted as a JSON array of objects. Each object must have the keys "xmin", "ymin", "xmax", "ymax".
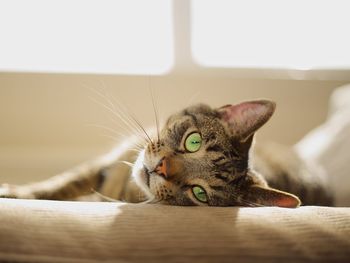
[
  {"xmin": 217, "ymin": 100, "xmax": 276, "ymax": 141},
  {"xmin": 242, "ymin": 185, "xmax": 301, "ymax": 208}
]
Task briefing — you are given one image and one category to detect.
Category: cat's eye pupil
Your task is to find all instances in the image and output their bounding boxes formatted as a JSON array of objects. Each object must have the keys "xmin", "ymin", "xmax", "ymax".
[
  {"xmin": 185, "ymin": 132, "xmax": 202, "ymax": 152},
  {"xmin": 192, "ymin": 186, "xmax": 208, "ymax": 203}
]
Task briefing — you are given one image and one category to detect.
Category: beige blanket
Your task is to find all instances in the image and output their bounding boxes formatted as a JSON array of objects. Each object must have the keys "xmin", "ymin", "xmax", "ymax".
[{"xmin": 0, "ymin": 199, "xmax": 349, "ymax": 263}]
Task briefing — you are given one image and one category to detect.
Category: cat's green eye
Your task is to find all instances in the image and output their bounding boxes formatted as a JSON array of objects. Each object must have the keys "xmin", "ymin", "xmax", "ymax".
[
  {"xmin": 192, "ymin": 186, "xmax": 208, "ymax": 203},
  {"xmin": 185, "ymin": 132, "xmax": 202, "ymax": 152}
]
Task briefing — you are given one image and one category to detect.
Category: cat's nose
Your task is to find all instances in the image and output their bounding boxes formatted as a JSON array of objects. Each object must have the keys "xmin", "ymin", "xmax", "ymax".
[{"xmin": 154, "ymin": 157, "xmax": 168, "ymax": 178}]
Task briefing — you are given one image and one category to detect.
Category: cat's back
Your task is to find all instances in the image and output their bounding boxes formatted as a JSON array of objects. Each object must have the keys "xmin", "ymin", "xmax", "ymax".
[{"xmin": 252, "ymin": 142, "xmax": 334, "ymax": 206}]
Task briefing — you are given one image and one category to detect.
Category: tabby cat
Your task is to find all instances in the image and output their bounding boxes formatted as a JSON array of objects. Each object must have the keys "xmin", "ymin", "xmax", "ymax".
[{"xmin": 0, "ymin": 100, "xmax": 333, "ymax": 207}]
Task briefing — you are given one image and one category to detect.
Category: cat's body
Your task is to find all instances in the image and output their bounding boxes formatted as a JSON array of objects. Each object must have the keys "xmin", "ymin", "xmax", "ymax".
[{"xmin": 0, "ymin": 101, "xmax": 334, "ymax": 207}]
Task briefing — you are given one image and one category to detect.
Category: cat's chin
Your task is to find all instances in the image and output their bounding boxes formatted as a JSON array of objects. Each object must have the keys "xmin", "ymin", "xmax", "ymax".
[{"xmin": 131, "ymin": 149, "xmax": 154, "ymax": 199}]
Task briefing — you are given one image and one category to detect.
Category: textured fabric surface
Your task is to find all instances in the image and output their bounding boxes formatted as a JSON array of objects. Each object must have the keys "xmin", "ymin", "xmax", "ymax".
[{"xmin": 0, "ymin": 199, "xmax": 349, "ymax": 263}]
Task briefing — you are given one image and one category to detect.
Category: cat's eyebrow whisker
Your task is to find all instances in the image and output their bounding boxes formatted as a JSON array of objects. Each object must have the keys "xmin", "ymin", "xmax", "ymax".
[
  {"xmin": 128, "ymin": 112, "xmax": 154, "ymax": 145},
  {"xmin": 98, "ymin": 87, "xmax": 147, "ymax": 141},
  {"xmin": 149, "ymin": 81, "xmax": 160, "ymax": 144},
  {"xmin": 88, "ymin": 94, "xmax": 139, "ymax": 136},
  {"xmin": 103, "ymin": 89, "xmax": 154, "ymax": 146},
  {"xmin": 186, "ymin": 90, "xmax": 201, "ymax": 106},
  {"xmin": 107, "ymin": 116, "xmax": 148, "ymax": 146},
  {"xmin": 88, "ymin": 93, "xmax": 150, "ymax": 145},
  {"xmin": 116, "ymin": 105, "xmax": 153, "ymax": 145},
  {"xmin": 88, "ymin": 88, "xmax": 146, "ymax": 141},
  {"xmin": 88, "ymin": 87, "xmax": 147, "ymax": 143},
  {"xmin": 89, "ymin": 85, "xmax": 154, "ymax": 146}
]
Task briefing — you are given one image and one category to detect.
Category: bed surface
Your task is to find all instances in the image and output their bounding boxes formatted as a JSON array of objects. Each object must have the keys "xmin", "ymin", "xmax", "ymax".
[{"xmin": 0, "ymin": 198, "xmax": 349, "ymax": 263}]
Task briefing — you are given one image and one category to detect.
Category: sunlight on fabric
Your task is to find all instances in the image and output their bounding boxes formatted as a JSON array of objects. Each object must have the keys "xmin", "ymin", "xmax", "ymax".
[
  {"xmin": 191, "ymin": 0, "xmax": 350, "ymax": 70},
  {"xmin": 0, "ymin": 0, "xmax": 173, "ymax": 74},
  {"xmin": 0, "ymin": 198, "xmax": 126, "ymax": 216}
]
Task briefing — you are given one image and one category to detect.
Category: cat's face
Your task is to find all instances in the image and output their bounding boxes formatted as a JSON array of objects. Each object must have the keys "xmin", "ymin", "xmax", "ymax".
[{"xmin": 132, "ymin": 100, "xmax": 300, "ymax": 208}]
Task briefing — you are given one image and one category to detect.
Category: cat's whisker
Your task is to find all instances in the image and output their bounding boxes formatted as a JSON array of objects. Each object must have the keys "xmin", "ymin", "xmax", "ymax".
[
  {"xmin": 98, "ymin": 86, "xmax": 144, "ymax": 137},
  {"xmin": 242, "ymin": 197, "xmax": 268, "ymax": 207},
  {"xmin": 96, "ymin": 85, "xmax": 153, "ymax": 144},
  {"xmin": 102, "ymin": 133, "xmax": 145, "ymax": 153},
  {"xmin": 187, "ymin": 90, "xmax": 201, "ymax": 106},
  {"xmin": 82, "ymin": 86, "xmax": 145, "ymax": 145},
  {"xmin": 145, "ymin": 198, "xmax": 164, "ymax": 204},
  {"xmin": 106, "ymin": 117, "xmax": 147, "ymax": 146},
  {"xmin": 149, "ymin": 78, "xmax": 160, "ymax": 144},
  {"xmin": 88, "ymin": 93, "xmax": 149, "ymax": 145},
  {"xmin": 91, "ymin": 189, "xmax": 119, "ymax": 202},
  {"xmin": 88, "ymin": 87, "xmax": 146, "ymax": 142},
  {"xmin": 127, "ymin": 148, "xmax": 144, "ymax": 153},
  {"xmin": 126, "ymin": 141, "xmax": 145, "ymax": 149},
  {"xmin": 90, "ymin": 125, "xmax": 144, "ymax": 149},
  {"xmin": 129, "ymin": 113, "xmax": 154, "ymax": 145},
  {"xmin": 99, "ymin": 133, "xmax": 144, "ymax": 150},
  {"xmin": 88, "ymin": 88, "xmax": 146, "ymax": 142},
  {"xmin": 230, "ymin": 192, "xmax": 266, "ymax": 207},
  {"xmin": 86, "ymin": 123, "xmax": 129, "ymax": 138},
  {"xmin": 136, "ymin": 193, "xmax": 159, "ymax": 204},
  {"xmin": 108, "ymin": 92, "xmax": 154, "ymax": 145},
  {"xmin": 100, "ymin": 133, "xmax": 121, "ymax": 143},
  {"xmin": 115, "ymin": 160, "xmax": 134, "ymax": 168},
  {"xmin": 89, "ymin": 84, "xmax": 154, "ymax": 146},
  {"xmin": 238, "ymin": 200, "xmax": 262, "ymax": 207}
]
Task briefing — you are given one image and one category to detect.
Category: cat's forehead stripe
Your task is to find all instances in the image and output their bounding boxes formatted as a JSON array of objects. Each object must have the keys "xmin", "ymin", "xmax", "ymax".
[
  {"xmin": 183, "ymin": 110, "xmax": 198, "ymax": 125},
  {"xmin": 171, "ymin": 119, "xmax": 193, "ymax": 141}
]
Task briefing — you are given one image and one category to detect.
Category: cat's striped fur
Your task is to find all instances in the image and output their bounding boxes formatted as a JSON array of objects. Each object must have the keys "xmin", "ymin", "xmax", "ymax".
[{"xmin": 0, "ymin": 100, "xmax": 333, "ymax": 207}]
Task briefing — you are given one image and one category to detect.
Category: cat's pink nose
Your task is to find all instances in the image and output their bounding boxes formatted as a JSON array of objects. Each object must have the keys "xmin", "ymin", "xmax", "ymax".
[{"xmin": 154, "ymin": 157, "xmax": 168, "ymax": 178}]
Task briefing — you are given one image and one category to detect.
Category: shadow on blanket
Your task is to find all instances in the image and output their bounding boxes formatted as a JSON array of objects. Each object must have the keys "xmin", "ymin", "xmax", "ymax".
[{"xmin": 0, "ymin": 198, "xmax": 349, "ymax": 263}]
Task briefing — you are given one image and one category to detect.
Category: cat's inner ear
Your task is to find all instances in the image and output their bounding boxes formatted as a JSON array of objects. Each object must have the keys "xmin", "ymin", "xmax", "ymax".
[
  {"xmin": 217, "ymin": 100, "xmax": 276, "ymax": 141},
  {"xmin": 242, "ymin": 185, "xmax": 301, "ymax": 208}
]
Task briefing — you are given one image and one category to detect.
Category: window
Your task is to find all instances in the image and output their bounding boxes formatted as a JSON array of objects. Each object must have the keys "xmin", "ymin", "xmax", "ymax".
[
  {"xmin": 0, "ymin": 0, "xmax": 173, "ymax": 74},
  {"xmin": 191, "ymin": 0, "xmax": 350, "ymax": 70},
  {"xmin": 1, "ymin": 0, "xmax": 349, "ymax": 77}
]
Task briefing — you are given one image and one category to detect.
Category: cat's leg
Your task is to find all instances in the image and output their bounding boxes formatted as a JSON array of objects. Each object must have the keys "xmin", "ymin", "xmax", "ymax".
[
  {"xmin": 0, "ymin": 159, "xmax": 109, "ymax": 200},
  {"xmin": 0, "ymin": 144, "xmax": 140, "ymax": 201}
]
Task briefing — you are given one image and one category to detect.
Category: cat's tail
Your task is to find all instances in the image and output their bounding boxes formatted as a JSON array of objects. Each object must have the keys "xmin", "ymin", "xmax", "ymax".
[{"xmin": 295, "ymin": 84, "xmax": 350, "ymax": 206}]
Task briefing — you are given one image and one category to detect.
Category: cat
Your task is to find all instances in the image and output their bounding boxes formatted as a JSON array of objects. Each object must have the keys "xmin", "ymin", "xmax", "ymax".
[{"xmin": 0, "ymin": 100, "xmax": 334, "ymax": 207}]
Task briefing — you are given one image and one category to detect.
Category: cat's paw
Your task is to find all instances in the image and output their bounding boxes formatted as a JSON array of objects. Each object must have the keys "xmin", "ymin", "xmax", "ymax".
[
  {"xmin": 0, "ymin": 183, "xmax": 19, "ymax": 198},
  {"xmin": 0, "ymin": 183, "xmax": 35, "ymax": 199}
]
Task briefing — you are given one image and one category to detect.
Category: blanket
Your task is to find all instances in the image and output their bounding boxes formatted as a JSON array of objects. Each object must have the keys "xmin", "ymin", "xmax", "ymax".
[{"xmin": 0, "ymin": 198, "xmax": 349, "ymax": 263}]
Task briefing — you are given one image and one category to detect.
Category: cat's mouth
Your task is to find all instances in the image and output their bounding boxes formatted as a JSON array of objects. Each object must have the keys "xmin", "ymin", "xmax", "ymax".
[{"xmin": 143, "ymin": 166, "xmax": 151, "ymax": 188}]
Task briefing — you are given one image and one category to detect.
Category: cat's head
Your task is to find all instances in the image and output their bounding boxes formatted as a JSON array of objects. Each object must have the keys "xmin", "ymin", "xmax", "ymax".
[{"xmin": 132, "ymin": 100, "xmax": 300, "ymax": 208}]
